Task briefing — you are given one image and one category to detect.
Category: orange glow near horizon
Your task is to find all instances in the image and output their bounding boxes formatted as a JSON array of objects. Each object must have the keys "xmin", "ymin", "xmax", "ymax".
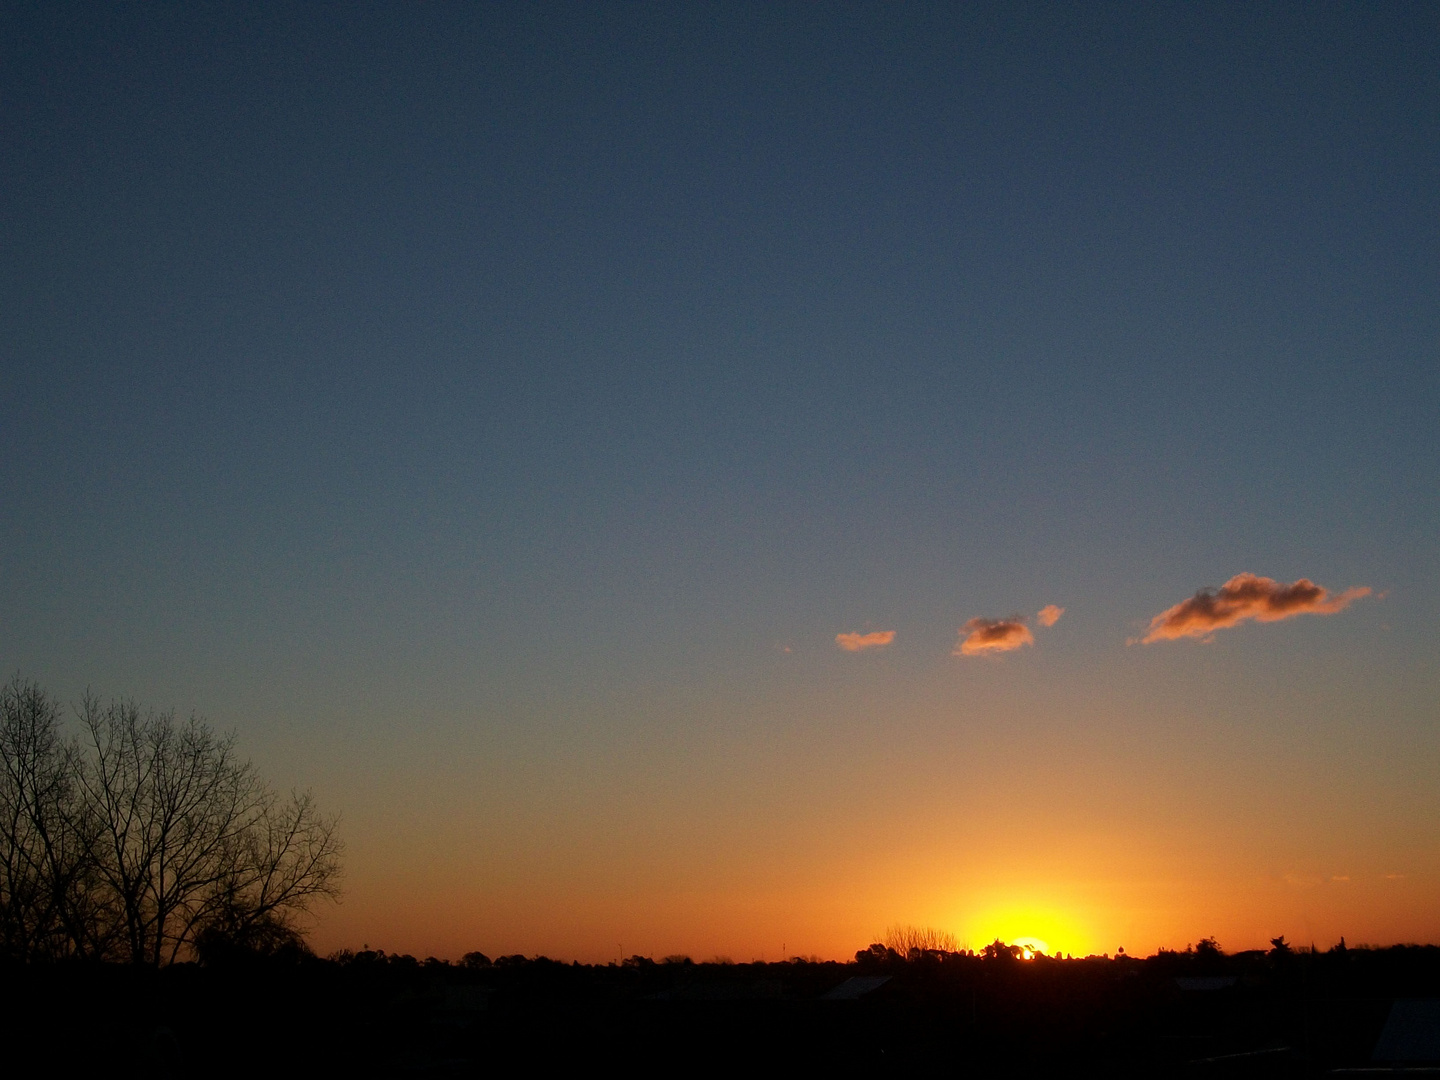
[
  {"xmin": 296, "ymin": 607, "xmax": 1436, "ymax": 966},
  {"xmin": 305, "ymin": 793, "xmax": 1440, "ymax": 964},
  {"xmin": 308, "ymin": 843, "xmax": 1440, "ymax": 963}
]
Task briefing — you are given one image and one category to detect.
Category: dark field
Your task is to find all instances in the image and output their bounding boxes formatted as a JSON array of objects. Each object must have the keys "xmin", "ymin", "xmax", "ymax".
[{"xmin": 6, "ymin": 944, "xmax": 1439, "ymax": 1076}]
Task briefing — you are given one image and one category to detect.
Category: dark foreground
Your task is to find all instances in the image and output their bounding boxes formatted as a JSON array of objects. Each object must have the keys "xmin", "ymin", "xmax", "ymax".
[{"xmin": 5, "ymin": 944, "xmax": 1439, "ymax": 1076}]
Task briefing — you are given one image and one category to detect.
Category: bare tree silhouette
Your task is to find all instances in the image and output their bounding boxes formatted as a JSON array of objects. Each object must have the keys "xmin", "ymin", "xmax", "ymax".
[
  {"xmin": 883, "ymin": 924, "xmax": 961, "ymax": 956},
  {"xmin": 0, "ymin": 677, "xmax": 93, "ymax": 960},
  {"xmin": 76, "ymin": 695, "xmax": 343, "ymax": 965},
  {"xmin": 0, "ymin": 678, "xmax": 341, "ymax": 965}
]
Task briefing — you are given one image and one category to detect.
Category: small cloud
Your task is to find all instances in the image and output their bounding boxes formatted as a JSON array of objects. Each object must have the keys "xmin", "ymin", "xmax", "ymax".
[
  {"xmin": 1037, "ymin": 604, "xmax": 1065, "ymax": 628},
  {"xmin": 955, "ymin": 617, "xmax": 1034, "ymax": 656},
  {"xmin": 1138, "ymin": 573, "xmax": 1370, "ymax": 644},
  {"xmin": 836, "ymin": 630, "xmax": 895, "ymax": 652}
]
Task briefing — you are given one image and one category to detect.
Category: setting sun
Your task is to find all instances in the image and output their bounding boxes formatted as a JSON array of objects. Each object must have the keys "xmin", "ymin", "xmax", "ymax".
[
  {"xmin": 1012, "ymin": 937, "xmax": 1049, "ymax": 960},
  {"xmin": 963, "ymin": 902, "xmax": 1092, "ymax": 960}
]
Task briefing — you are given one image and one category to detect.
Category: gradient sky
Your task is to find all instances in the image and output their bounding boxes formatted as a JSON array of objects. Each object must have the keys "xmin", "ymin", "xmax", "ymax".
[{"xmin": 3, "ymin": 3, "xmax": 1438, "ymax": 962}]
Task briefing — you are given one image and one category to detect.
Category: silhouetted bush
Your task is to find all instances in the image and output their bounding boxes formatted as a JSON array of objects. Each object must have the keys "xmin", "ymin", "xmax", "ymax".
[
  {"xmin": 981, "ymin": 938, "xmax": 1021, "ymax": 961},
  {"xmin": 193, "ymin": 910, "xmax": 314, "ymax": 967}
]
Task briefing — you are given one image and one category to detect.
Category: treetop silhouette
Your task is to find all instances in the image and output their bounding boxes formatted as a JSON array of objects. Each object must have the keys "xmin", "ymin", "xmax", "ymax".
[{"xmin": 0, "ymin": 676, "xmax": 341, "ymax": 965}]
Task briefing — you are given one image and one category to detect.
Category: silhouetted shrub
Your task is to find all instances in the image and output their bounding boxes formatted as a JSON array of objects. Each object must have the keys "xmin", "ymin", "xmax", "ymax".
[
  {"xmin": 982, "ymin": 939, "xmax": 1021, "ymax": 961},
  {"xmin": 1195, "ymin": 936, "xmax": 1224, "ymax": 959},
  {"xmin": 193, "ymin": 909, "xmax": 314, "ymax": 967}
]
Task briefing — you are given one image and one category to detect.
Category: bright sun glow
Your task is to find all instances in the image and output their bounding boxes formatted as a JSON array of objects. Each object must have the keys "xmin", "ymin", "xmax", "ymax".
[
  {"xmin": 962, "ymin": 901, "xmax": 1091, "ymax": 959},
  {"xmin": 1012, "ymin": 936, "xmax": 1049, "ymax": 960}
]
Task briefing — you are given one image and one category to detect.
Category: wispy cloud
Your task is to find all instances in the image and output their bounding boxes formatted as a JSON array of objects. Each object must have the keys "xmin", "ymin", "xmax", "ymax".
[
  {"xmin": 1138, "ymin": 573, "xmax": 1370, "ymax": 644},
  {"xmin": 836, "ymin": 631, "xmax": 895, "ymax": 652},
  {"xmin": 955, "ymin": 617, "xmax": 1034, "ymax": 656},
  {"xmin": 1037, "ymin": 604, "xmax": 1065, "ymax": 627}
]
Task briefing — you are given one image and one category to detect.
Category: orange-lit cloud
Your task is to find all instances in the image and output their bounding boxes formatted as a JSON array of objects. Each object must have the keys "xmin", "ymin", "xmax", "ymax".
[
  {"xmin": 1139, "ymin": 573, "xmax": 1370, "ymax": 644},
  {"xmin": 955, "ymin": 617, "xmax": 1034, "ymax": 656},
  {"xmin": 1037, "ymin": 604, "xmax": 1065, "ymax": 627},
  {"xmin": 836, "ymin": 630, "xmax": 895, "ymax": 652}
]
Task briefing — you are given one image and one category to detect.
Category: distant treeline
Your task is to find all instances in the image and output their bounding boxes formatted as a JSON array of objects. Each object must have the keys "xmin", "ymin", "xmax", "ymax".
[
  {"xmin": 329, "ymin": 932, "xmax": 1430, "ymax": 975},
  {"xmin": 4, "ymin": 937, "xmax": 1435, "ymax": 1074}
]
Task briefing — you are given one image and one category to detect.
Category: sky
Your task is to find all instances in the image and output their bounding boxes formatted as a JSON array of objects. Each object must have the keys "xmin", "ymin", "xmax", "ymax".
[{"xmin": 2, "ymin": 2, "xmax": 1438, "ymax": 962}]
